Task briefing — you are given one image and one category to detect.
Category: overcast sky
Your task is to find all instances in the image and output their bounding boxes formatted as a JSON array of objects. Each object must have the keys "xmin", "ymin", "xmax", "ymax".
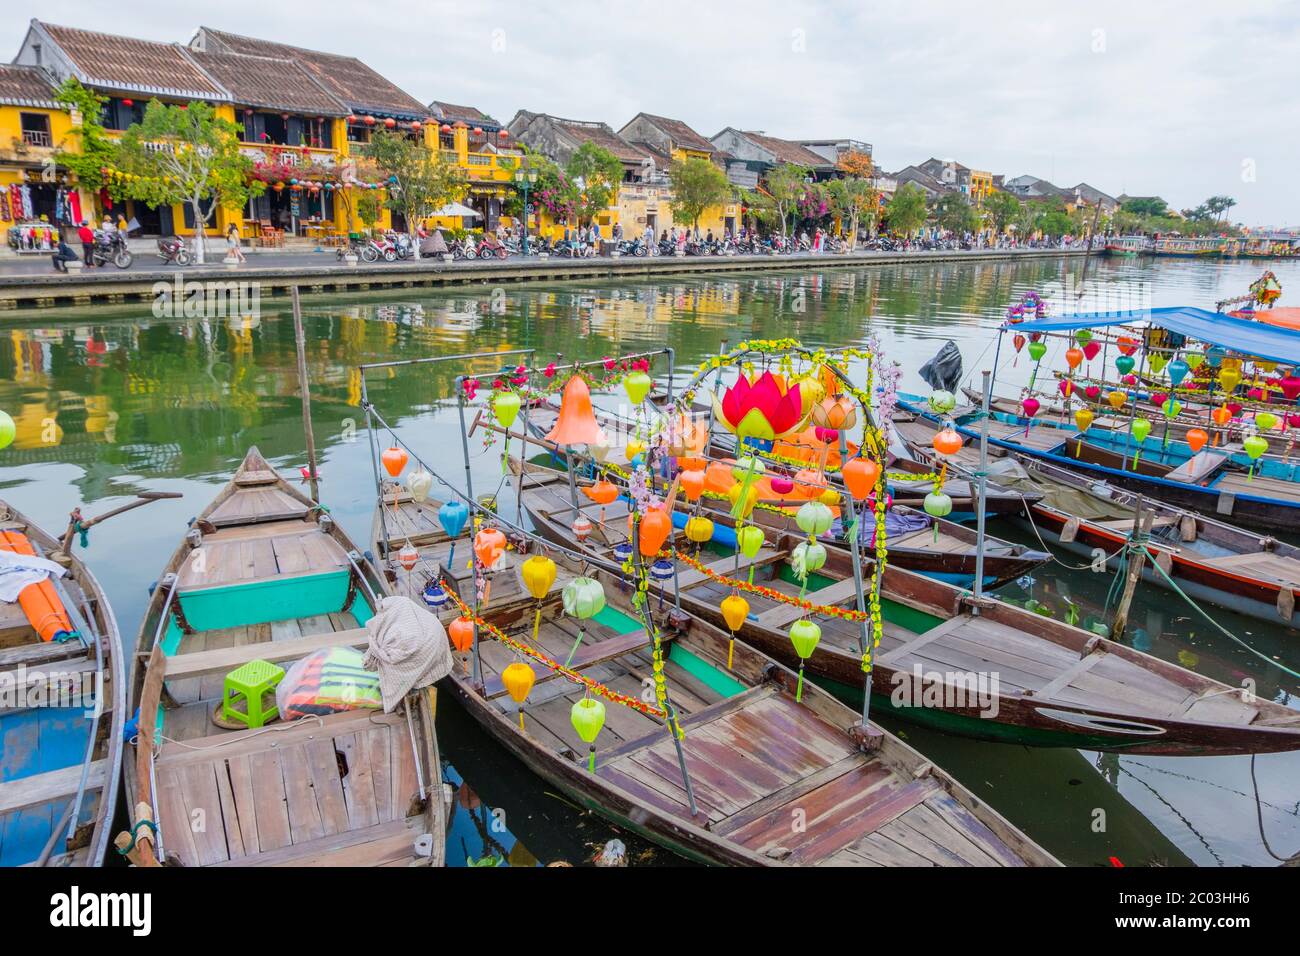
[{"xmin": 9, "ymin": 1, "xmax": 1298, "ymax": 226}]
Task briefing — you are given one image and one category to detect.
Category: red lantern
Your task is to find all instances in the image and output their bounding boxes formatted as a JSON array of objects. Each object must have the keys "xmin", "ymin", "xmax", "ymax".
[
  {"xmin": 411, "ymin": 121, "xmax": 421, "ymax": 131},
  {"xmin": 498, "ymin": 129, "xmax": 509, "ymax": 139},
  {"xmin": 441, "ymin": 123, "xmax": 452, "ymax": 133},
  {"xmin": 472, "ymin": 126, "xmax": 483, "ymax": 136},
  {"xmin": 384, "ymin": 117, "xmax": 396, "ymax": 129},
  {"xmin": 122, "ymin": 98, "xmax": 134, "ymax": 108},
  {"xmin": 364, "ymin": 115, "xmax": 376, "ymax": 126},
  {"xmin": 347, "ymin": 114, "xmax": 358, "ymax": 123},
  {"xmin": 932, "ymin": 428, "xmax": 964, "ymax": 457}
]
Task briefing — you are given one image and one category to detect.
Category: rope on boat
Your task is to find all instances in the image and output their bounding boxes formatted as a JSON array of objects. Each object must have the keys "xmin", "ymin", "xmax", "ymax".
[
  {"xmin": 1016, "ymin": 493, "xmax": 1129, "ymax": 571},
  {"xmin": 1102, "ymin": 528, "xmax": 1300, "ymax": 681}
]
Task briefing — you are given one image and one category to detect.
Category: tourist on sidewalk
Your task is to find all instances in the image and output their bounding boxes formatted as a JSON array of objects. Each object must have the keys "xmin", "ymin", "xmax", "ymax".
[
  {"xmin": 77, "ymin": 220, "xmax": 95, "ymax": 268},
  {"xmin": 226, "ymin": 223, "xmax": 246, "ymax": 263}
]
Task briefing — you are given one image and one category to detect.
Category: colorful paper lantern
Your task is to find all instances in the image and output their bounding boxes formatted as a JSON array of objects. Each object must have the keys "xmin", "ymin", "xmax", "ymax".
[
  {"xmin": 932, "ymin": 428, "xmax": 963, "ymax": 456},
  {"xmin": 623, "ymin": 370, "xmax": 653, "ymax": 405},
  {"xmin": 494, "ymin": 391, "xmax": 521, "ymax": 428},
  {"xmin": 1028, "ymin": 341, "xmax": 1047, "ymax": 362},
  {"xmin": 448, "ymin": 616, "xmax": 475, "ymax": 654},
  {"xmin": 721, "ymin": 594, "xmax": 749, "ymax": 632},
  {"xmin": 1107, "ymin": 390, "xmax": 1127, "ymax": 410},
  {"xmin": 1186, "ymin": 428, "xmax": 1208, "ymax": 453},
  {"xmin": 382, "ymin": 445, "xmax": 408, "ymax": 477},
  {"xmin": 520, "ymin": 555, "xmax": 557, "ymax": 600},
  {"xmin": 924, "ymin": 492, "xmax": 953, "ymax": 518},
  {"xmin": 841, "ymin": 458, "xmax": 880, "ymax": 499},
  {"xmin": 544, "ymin": 375, "xmax": 604, "ymax": 446},
  {"xmin": 792, "ymin": 541, "xmax": 827, "ymax": 579},
  {"xmin": 438, "ymin": 499, "xmax": 469, "ymax": 538},
  {"xmin": 562, "ymin": 576, "xmax": 606, "ymax": 619},
  {"xmin": 928, "ymin": 390, "xmax": 957, "ymax": 414},
  {"xmin": 1131, "ymin": 418, "xmax": 1151, "ymax": 443},
  {"xmin": 685, "ymin": 516, "xmax": 715, "ymax": 543},
  {"xmin": 474, "ymin": 527, "xmax": 507, "ymax": 570},
  {"xmin": 407, "ymin": 468, "xmax": 433, "ymax": 503},
  {"xmin": 737, "ymin": 525, "xmax": 765, "ymax": 559},
  {"xmin": 638, "ymin": 508, "xmax": 672, "ymax": 556},
  {"xmin": 795, "ymin": 500, "xmax": 833, "ymax": 536},
  {"xmin": 1022, "ymin": 397, "xmax": 1040, "ymax": 419},
  {"xmin": 397, "ymin": 543, "xmax": 419, "ymax": 571},
  {"xmin": 1218, "ymin": 367, "xmax": 1242, "ymax": 392},
  {"xmin": 1065, "ymin": 347, "xmax": 1084, "ymax": 370},
  {"xmin": 1167, "ymin": 359, "xmax": 1190, "ymax": 387},
  {"xmin": 571, "ymin": 697, "xmax": 606, "ymax": 770},
  {"xmin": 1115, "ymin": 355, "xmax": 1135, "ymax": 375},
  {"xmin": 788, "ymin": 619, "xmax": 821, "ymax": 702},
  {"xmin": 1074, "ymin": 408, "xmax": 1094, "ymax": 433},
  {"xmin": 1257, "ymin": 411, "xmax": 1279, "ymax": 431},
  {"xmin": 680, "ymin": 469, "xmax": 706, "ymax": 502},
  {"xmin": 714, "ymin": 371, "xmax": 804, "ymax": 445}
]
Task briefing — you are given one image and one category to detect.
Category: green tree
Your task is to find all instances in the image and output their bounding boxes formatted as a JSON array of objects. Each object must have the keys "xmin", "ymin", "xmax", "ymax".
[
  {"xmin": 934, "ymin": 193, "xmax": 979, "ymax": 234},
  {"xmin": 566, "ymin": 142, "xmax": 623, "ymax": 227},
  {"xmin": 763, "ymin": 163, "xmax": 807, "ymax": 236},
  {"xmin": 364, "ymin": 130, "xmax": 468, "ymax": 240},
  {"xmin": 885, "ymin": 183, "xmax": 928, "ymax": 237},
  {"xmin": 1121, "ymin": 197, "xmax": 1168, "ymax": 218},
  {"xmin": 667, "ymin": 156, "xmax": 731, "ymax": 232},
  {"xmin": 114, "ymin": 100, "xmax": 260, "ymax": 263},
  {"xmin": 825, "ymin": 176, "xmax": 878, "ymax": 248},
  {"xmin": 53, "ymin": 78, "xmax": 116, "ymax": 197},
  {"xmin": 983, "ymin": 190, "xmax": 1021, "ymax": 235}
]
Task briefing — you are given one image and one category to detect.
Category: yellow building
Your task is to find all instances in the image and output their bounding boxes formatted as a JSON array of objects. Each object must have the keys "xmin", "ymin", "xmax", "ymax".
[
  {"xmin": 0, "ymin": 63, "xmax": 84, "ymax": 241},
  {"xmin": 618, "ymin": 113, "xmax": 740, "ymax": 235},
  {"xmin": 427, "ymin": 103, "xmax": 522, "ymax": 234}
]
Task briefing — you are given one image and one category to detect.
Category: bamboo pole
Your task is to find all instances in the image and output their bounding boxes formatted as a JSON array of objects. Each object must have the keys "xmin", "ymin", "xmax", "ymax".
[
  {"xmin": 291, "ymin": 286, "xmax": 320, "ymax": 503},
  {"xmin": 1112, "ymin": 496, "xmax": 1154, "ymax": 639}
]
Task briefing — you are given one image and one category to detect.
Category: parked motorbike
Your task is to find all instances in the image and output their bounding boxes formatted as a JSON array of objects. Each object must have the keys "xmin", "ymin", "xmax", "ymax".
[
  {"xmin": 156, "ymin": 235, "xmax": 191, "ymax": 266},
  {"xmin": 93, "ymin": 231, "xmax": 133, "ymax": 269}
]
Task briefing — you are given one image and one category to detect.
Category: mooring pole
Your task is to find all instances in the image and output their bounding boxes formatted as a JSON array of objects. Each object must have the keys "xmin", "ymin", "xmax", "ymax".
[
  {"xmin": 972, "ymin": 370, "xmax": 992, "ymax": 609},
  {"xmin": 1112, "ymin": 495, "xmax": 1153, "ymax": 639},
  {"xmin": 838, "ymin": 427, "xmax": 873, "ymax": 724},
  {"xmin": 456, "ymin": 380, "xmax": 484, "ymax": 686},
  {"xmin": 291, "ymin": 287, "xmax": 320, "ymax": 502}
]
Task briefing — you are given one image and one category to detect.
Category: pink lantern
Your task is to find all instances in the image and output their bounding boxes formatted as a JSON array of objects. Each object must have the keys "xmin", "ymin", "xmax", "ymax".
[
  {"xmin": 1085, "ymin": 385, "xmax": 1101, "ymax": 401},
  {"xmin": 1280, "ymin": 377, "xmax": 1300, "ymax": 401},
  {"xmin": 1022, "ymin": 397, "xmax": 1041, "ymax": 418},
  {"xmin": 1058, "ymin": 380, "xmax": 1074, "ymax": 399},
  {"xmin": 1082, "ymin": 342, "xmax": 1101, "ymax": 362}
]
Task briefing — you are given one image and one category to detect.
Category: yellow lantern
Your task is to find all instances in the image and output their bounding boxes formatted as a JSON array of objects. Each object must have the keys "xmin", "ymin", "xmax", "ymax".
[
  {"xmin": 684, "ymin": 516, "xmax": 715, "ymax": 544},
  {"xmin": 501, "ymin": 662, "xmax": 536, "ymax": 731},
  {"xmin": 1218, "ymin": 367, "xmax": 1242, "ymax": 393},
  {"xmin": 720, "ymin": 593, "xmax": 749, "ymax": 669},
  {"xmin": 519, "ymin": 554, "xmax": 557, "ymax": 642}
]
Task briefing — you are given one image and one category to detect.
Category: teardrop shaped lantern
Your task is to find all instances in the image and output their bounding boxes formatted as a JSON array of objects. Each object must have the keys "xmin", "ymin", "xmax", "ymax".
[
  {"xmin": 720, "ymin": 592, "xmax": 749, "ymax": 668},
  {"xmin": 623, "ymin": 370, "xmax": 653, "ymax": 405},
  {"xmin": 407, "ymin": 468, "xmax": 433, "ymax": 503},
  {"xmin": 382, "ymin": 445, "xmax": 408, "ymax": 477},
  {"xmin": 474, "ymin": 527, "xmax": 507, "ymax": 570},
  {"xmin": 544, "ymin": 375, "xmax": 604, "ymax": 446},
  {"xmin": 501, "ymin": 662, "xmax": 536, "ymax": 731},
  {"xmin": 840, "ymin": 457, "xmax": 880, "ymax": 499},
  {"xmin": 397, "ymin": 542, "xmax": 419, "ymax": 570},
  {"xmin": 520, "ymin": 554, "xmax": 557, "ymax": 641},
  {"xmin": 795, "ymin": 500, "xmax": 833, "ymax": 537},
  {"xmin": 571, "ymin": 697, "xmax": 607, "ymax": 771},
  {"xmin": 561, "ymin": 576, "xmax": 606, "ymax": 666},
  {"xmin": 788, "ymin": 619, "xmax": 822, "ymax": 702},
  {"xmin": 638, "ymin": 508, "xmax": 672, "ymax": 556}
]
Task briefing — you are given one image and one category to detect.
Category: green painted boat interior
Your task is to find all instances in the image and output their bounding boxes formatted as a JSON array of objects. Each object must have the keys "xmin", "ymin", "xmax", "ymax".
[
  {"xmin": 154, "ymin": 569, "xmax": 374, "ymax": 740},
  {"xmin": 592, "ymin": 605, "xmax": 643, "ymax": 635},
  {"xmin": 773, "ymin": 559, "xmax": 944, "ymax": 633},
  {"xmin": 668, "ymin": 644, "xmax": 747, "ymax": 698}
]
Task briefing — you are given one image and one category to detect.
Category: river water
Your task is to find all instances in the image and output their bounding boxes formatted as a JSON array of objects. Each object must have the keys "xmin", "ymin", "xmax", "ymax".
[{"xmin": 3, "ymin": 253, "xmax": 1299, "ymax": 867}]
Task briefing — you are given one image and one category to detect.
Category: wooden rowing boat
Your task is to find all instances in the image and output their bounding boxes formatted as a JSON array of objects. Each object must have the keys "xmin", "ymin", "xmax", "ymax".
[
  {"xmin": 895, "ymin": 397, "xmax": 1300, "ymax": 533},
  {"xmin": 518, "ymin": 472, "xmax": 1300, "ymax": 756},
  {"xmin": 482, "ymin": 399, "xmax": 1047, "ymax": 587},
  {"xmin": 371, "ymin": 490, "xmax": 1058, "ymax": 866},
  {"xmin": 123, "ymin": 448, "xmax": 445, "ymax": 867},
  {"xmin": 986, "ymin": 455, "xmax": 1300, "ymax": 631},
  {"xmin": 0, "ymin": 500, "xmax": 124, "ymax": 867},
  {"xmin": 507, "ymin": 451, "xmax": 1046, "ymax": 590}
]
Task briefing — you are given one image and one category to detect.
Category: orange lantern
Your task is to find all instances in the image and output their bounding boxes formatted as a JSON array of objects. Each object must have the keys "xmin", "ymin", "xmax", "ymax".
[
  {"xmin": 544, "ymin": 375, "xmax": 604, "ymax": 446},
  {"xmin": 1186, "ymin": 428, "xmax": 1209, "ymax": 453},
  {"xmin": 449, "ymin": 616, "xmax": 475, "ymax": 653},
  {"xmin": 638, "ymin": 508, "xmax": 672, "ymax": 556},
  {"xmin": 794, "ymin": 468, "xmax": 825, "ymax": 500},
  {"xmin": 382, "ymin": 445, "xmax": 408, "ymax": 477},
  {"xmin": 932, "ymin": 428, "xmax": 963, "ymax": 457},
  {"xmin": 1065, "ymin": 347, "xmax": 1084, "ymax": 370},
  {"xmin": 1211, "ymin": 406, "xmax": 1232, "ymax": 426},
  {"xmin": 680, "ymin": 469, "xmax": 706, "ymax": 502},
  {"xmin": 840, "ymin": 457, "xmax": 880, "ymax": 500},
  {"xmin": 812, "ymin": 395, "xmax": 857, "ymax": 431},
  {"xmin": 474, "ymin": 527, "xmax": 507, "ymax": 569},
  {"xmin": 704, "ymin": 460, "xmax": 736, "ymax": 494},
  {"xmin": 583, "ymin": 479, "xmax": 619, "ymax": 506}
]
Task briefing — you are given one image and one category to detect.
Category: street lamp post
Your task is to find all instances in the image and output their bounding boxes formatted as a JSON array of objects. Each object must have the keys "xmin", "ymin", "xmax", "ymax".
[{"xmin": 514, "ymin": 166, "xmax": 538, "ymax": 255}]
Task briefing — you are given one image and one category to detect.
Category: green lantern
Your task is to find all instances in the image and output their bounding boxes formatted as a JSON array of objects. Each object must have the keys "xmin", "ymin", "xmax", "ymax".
[
  {"xmin": 0, "ymin": 410, "xmax": 14, "ymax": 451},
  {"xmin": 924, "ymin": 491, "xmax": 953, "ymax": 518},
  {"xmin": 1115, "ymin": 355, "xmax": 1135, "ymax": 375},
  {"xmin": 1028, "ymin": 341, "xmax": 1047, "ymax": 362},
  {"xmin": 1257, "ymin": 411, "xmax": 1278, "ymax": 431},
  {"xmin": 1130, "ymin": 417, "xmax": 1151, "ymax": 467},
  {"xmin": 737, "ymin": 525, "xmax": 765, "ymax": 558},
  {"xmin": 570, "ymin": 697, "xmax": 607, "ymax": 771},
  {"xmin": 562, "ymin": 576, "xmax": 606, "ymax": 666},
  {"xmin": 493, "ymin": 391, "xmax": 521, "ymax": 428},
  {"xmin": 1075, "ymin": 330, "xmax": 1092, "ymax": 345},
  {"xmin": 1184, "ymin": 353, "xmax": 1205, "ymax": 371},
  {"xmin": 1161, "ymin": 398, "xmax": 1182, "ymax": 419},
  {"xmin": 1148, "ymin": 354, "xmax": 1168, "ymax": 375},
  {"xmin": 623, "ymin": 370, "xmax": 653, "ymax": 405},
  {"xmin": 731, "ymin": 455, "xmax": 767, "ymax": 481},
  {"xmin": 795, "ymin": 500, "xmax": 833, "ymax": 537},
  {"xmin": 792, "ymin": 541, "xmax": 827, "ymax": 578},
  {"xmin": 789, "ymin": 619, "xmax": 822, "ymax": 702}
]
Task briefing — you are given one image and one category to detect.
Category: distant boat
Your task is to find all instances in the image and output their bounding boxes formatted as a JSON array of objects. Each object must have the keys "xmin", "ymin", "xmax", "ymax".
[
  {"xmin": 1104, "ymin": 236, "xmax": 1152, "ymax": 258},
  {"xmin": 1153, "ymin": 237, "xmax": 1240, "ymax": 259}
]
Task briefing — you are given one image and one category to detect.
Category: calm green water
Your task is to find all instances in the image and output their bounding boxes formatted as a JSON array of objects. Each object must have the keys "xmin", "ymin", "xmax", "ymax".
[{"xmin": 3, "ymin": 254, "xmax": 1299, "ymax": 867}]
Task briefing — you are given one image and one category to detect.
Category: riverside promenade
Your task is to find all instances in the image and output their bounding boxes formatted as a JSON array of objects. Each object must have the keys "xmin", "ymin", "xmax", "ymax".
[{"xmin": 0, "ymin": 246, "xmax": 1088, "ymax": 312}]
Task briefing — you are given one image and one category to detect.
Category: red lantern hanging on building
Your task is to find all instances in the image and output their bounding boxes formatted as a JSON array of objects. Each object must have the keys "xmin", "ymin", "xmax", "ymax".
[
  {"xmin": 440, "ymin": 123, "xmax": 452, "ymax": 133},
  {"xmin": 363, "ymin": 115, "xmax": 376, "ymax": 126},
  {"xmin": 384, "ymin": 117, "xmax": 396, "ymax": 129},
  {"xmin": 347, "ymin": 114, "xmax": 358, "ymax": 124},
  {"xmin": 122, "ymin": 98, "xmax": 134, "ymax": 108},
  {"xmin": 497, "ymin": 129, "xmax": 508, "ymax": 139}
]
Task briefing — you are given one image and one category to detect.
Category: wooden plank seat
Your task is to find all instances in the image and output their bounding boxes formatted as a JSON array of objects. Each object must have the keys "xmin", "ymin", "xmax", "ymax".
[
  {"xmin": 0, "ymin": 760, "xmax": 106, "ymax": 815},
  {"xmin": 674, "ymin": 549, "xmax": 781, "ymax": 589},
  {"xmin": 1164, "ymin": 450, "xmax": 1229, "ymax": 484},
  {"xmin": 164, "ymin": 627, "xmax": 370, "ymax": 681},
  {"xmin": 755, "ymin": 578, "xmax": 861, "ymax": 629},
  {"xmin": 177, "ymin": 526, "xmax": 347, "ymax": 591},
  {"xmin": 482, "ymin": 627, "xmax": 651, "ymax": 699},
  {"xmin": 1201, "ymin": 551, "xmax": 1300, "ymax": 586}
]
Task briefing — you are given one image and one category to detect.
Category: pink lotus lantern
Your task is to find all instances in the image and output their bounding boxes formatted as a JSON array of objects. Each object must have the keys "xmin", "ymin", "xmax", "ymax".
[{"xmin": 713, "ymin": 371, "xmax": 804, "ymax": 446}]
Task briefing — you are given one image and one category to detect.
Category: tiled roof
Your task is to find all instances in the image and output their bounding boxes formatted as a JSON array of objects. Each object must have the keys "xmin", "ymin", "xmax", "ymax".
[
  {"xmin": 632, "ymin": 140, "xmax": 673, "ymax": 166},
  {"xmin": 188, "ymin": 50, "xmax": 347, "ymax": 115},
  {"xmin": 38, "ymin": 21, "xmax": 226, "ymax": 98},
  {"xmin": 741, "ymin": 131, "xmax": 828, "ymax": 168},
  {"xmin": 429, "ymin": 101, "xmax": 500, "ymax": 128},
  {"xmin": 635, "ymin": 113, "xmax": 714, "ymax": 153},
  {"xmin": 550, "ymin": 117, "xmax": 649, "ymax": 164},
  {"xmin": 195, "ymin": 27, "xmax": 427, "ymax": 117},
  {"xmin": 0, "ymin": 64, "xmax": 60, "ymax": 108}
]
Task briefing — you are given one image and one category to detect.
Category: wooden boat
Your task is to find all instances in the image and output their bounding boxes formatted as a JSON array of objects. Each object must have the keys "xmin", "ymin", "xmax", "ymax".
[
  {"xmin": 982, "ymin": 455, "xmax": 1300, "ymax": 631},
  {"xmin": 0, "ymin": 500, "xmax": 124, "ymax": 867},
  {"xmin": 1104, "ymin": 236, "xmax": 1151, "ymax": 257},
  {"xmin": 123, "ymin": 448, "xmax": 445, "ymax": 867},
  {"xmin": 371, "ymin": 495, "xmax": 1058, "ymax": 867},
  {"xmin": 508, "ymin": 451, "xmax": 1046, "ymax": 591},
  {"xmin": 895, "ymin": 398, "xmax": 1300, "ymax": 533},
  {"xmin": 518, "ymin": 472, "xmax": 1300, "ymax": 756}
]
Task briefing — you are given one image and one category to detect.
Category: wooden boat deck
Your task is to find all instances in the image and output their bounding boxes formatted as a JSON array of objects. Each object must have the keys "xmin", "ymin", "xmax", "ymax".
[
  {"xmin": 1201, "ymin": 551, "xmax": 1300, "ymax": 588},
  {"xmin": 176, "ymin": 519, "xmax": 347, "ymax": 590},
  {"xmin": 151, "ymin": 709, "xmax": 422, "ymax": 867},
  {"xmin": 1214, "ymin": 471, "xmax": 1300, "ymax": 498}
]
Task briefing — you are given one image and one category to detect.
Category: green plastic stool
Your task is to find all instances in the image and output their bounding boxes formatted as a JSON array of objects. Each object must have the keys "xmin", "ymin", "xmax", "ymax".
[{"xmin": 222, "ymin": 659, "xmax": 285, "ymax": 729}]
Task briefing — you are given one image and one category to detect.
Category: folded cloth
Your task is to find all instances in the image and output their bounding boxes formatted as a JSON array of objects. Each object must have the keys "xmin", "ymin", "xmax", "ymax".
[
  {"xmin": 0, "ymin": 547, "xmax": 67, "ymax": 603},
  {"xmin": 362, "ymin": 595, "xmax": 454, "ymax": 712}
]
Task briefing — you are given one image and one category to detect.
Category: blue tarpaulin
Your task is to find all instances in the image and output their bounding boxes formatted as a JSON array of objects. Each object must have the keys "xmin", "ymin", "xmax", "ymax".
[{"xmin": 1006, "ymin": 306, "xmax": 1300, "ymax": 365}]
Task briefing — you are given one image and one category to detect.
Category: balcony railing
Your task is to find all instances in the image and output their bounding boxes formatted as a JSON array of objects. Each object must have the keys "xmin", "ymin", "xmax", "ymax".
[{"xmin": 21, "ymin": 129, "xmax": 52, "ymax": 148}]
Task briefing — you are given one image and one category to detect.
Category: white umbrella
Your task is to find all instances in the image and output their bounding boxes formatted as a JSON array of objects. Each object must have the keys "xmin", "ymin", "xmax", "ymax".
[{"xmin": 431, "ymin": 202, "xmax": 480, "ymax": 218}]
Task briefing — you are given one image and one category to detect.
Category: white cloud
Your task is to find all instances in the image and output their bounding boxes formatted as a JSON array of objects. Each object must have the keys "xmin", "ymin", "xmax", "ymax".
[{"xmin": 7, "ymin": 0, "xmax": 1295, "ymax": 224}]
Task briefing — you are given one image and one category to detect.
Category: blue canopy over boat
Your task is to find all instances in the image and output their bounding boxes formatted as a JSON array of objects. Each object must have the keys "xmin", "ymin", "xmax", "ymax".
[{"xmin": 1006, "ymin": 306, "xmax": 1300, "ymax": 365}]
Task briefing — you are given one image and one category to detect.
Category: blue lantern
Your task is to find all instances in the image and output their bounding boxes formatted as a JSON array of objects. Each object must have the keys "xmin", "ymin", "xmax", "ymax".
[
  {"xmin": 1167, "ymin": 359, "xmax": 1189, "ymax": 387},
  {"xmin": 438, "ymin": 500, "xmax": 469, "ymax": 539},
  {"xmin": 422, "ymin": 582, "xmax": 451, "ymax": 610},
  {"xmin": 650, "ymin": 559, "xmax": 674, "ymax": 608},
  {"xmin": 1205, "ymin": 346, "xmax": 1226, "ymax": 368}
]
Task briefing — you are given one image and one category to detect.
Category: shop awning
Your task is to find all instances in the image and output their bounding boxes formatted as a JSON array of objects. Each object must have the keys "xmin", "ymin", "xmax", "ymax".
[
  {"xmin": 1007, "ymin": 306, "xmax": 1300, "ymax": 365},
  {"xmin": 430, "ymin": 202, "xmax": 481, "ymax": 218}
]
